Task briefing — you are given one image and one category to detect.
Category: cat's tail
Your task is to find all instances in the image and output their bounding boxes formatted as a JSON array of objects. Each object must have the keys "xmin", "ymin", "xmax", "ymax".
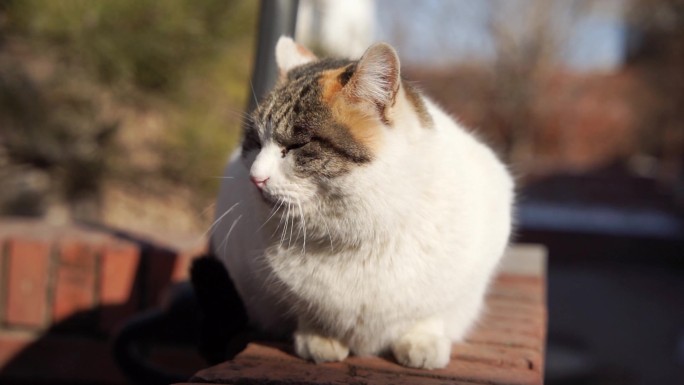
[{"xmin": 190, "ymin": 254, "xmax": 250, "ymax": 364}]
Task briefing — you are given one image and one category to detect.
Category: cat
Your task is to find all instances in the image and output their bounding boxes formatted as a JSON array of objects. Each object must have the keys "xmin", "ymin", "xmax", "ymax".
[{"xmin": 211, "ymin": 36, "xmax": 514, "ymax": 369}]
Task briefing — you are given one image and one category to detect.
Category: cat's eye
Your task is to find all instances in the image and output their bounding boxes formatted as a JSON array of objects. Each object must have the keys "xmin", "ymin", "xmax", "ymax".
[{"xmin": 281, "ymin": 141, "xmax": 308, "ymax": 157}]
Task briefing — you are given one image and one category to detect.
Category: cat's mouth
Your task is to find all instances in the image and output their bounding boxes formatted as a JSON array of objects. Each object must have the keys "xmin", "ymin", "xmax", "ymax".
[
  {"xmin": 256, "ymin": 188, "xmax": 277, "ymax": 205},
  {"xmin": 253, "ymin": 181, "xmax": 316, "ymax": 208}
]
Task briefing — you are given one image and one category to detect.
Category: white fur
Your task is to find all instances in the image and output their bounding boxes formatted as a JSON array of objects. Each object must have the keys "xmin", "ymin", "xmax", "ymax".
[
  {"xmin": 213, "ymin": 59, "xmax": 514, "ymax": 370},
  {"xmin": 275, "ymin": 36, "xmax": 316, "ymax": 75},
  {"xmin": 352, "ymin": 43, "xmax": 400, "ymax": 106}
]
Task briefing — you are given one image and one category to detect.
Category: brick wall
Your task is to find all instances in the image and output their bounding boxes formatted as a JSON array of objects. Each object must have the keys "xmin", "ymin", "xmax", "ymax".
[{"xmin": 0, "ymin": 218, "xmax": 206, "ymax": 384}]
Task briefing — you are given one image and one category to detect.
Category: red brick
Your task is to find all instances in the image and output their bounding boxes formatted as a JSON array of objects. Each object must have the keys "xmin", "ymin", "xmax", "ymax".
[
  {"xmin": 171, "ymin": 252, "xmax": 196, "ymax": 282},
  {"xmin": 487, "ymin": 283, "xmax": 545, "ymax": 304},
  {"xmin": 494, "ymin": 274, "xmax": 543, "ymax": 286},
  {"xmin": 237, "ymin": 342, "xmax": 298, "ymax": 361},
  {"xmin": 451, "ymin": 343, "xmax": 542, "ymax": 371},
  {"xmin": 192, "ymin": 356, "xmax": 476, "ymax": 385},
  {"xmin": 236, "ymin": 341, "xmax": 539, "ymax": 371},
  {"xmin": 194, "ymin": 358, "xmax": 484, "ymax": 385},
  {"xmin": 148, "ymin": 244, "xmax": 203, "ymax": 307},
  {"xmin": 170, "ymin": 238, "xmax": 206, "ymax": 283},
  {"xmin": 344, "ymin": 354, "xmax": 541, "ymax": 385},
  {"xmin": 52, "ymin": 240, "xmax": 97, "ymax": 322},
  {"xmin": 486, "ymin": 290, "xmax": 544, "ymax": 305},
  {"xmin": 99, "ymin": 241, "xmax": 140, "ymax": 303},
  {"xmin": 0, "ymin": 331, "xmax": 30, "ymax": 365},
  {"xmin": 200, "ymin": 343, "xmax": 542, "ymax": 385},
  {"xmin": 192, "ymin": 358, "xmax": 350, "ymax": 384},
  {"xmin": 493, "ymin": 274, "xmax": 547, "ymax": 303},
  {"xmin": 5, "ymin": 238, "xmax": 51, "ymax": 328},
  {"xmin": 59, "ymin": 239, "xmax": 98, "ymax": 267},
  {"xmin": 466, "ymin": 329, "xmax": 543, "ymax": 351},
  {"xmin": 99, "ymin": 241, "xmax": 141, "ymax": 332},
  {"xmin": 53, "ymin": 268, "xmax": 95, "ymax": 323},
  {"xmin": 146, "ymin": 248, "xmax": 178, "ymax": 307},
  {"xmin": 230, "ymin": 342, "xmax": 544, "ymax": 385},
  {"xmin": 485, "ymin": 302, "xmax": 545, "ymax": 320},
  {"xmin": 477, "ymin": 317, "xmax": 546, "ymax": 340},
  {"xmin": 349, "ymin": 368, "xmax": 483, "ymax": 385}
]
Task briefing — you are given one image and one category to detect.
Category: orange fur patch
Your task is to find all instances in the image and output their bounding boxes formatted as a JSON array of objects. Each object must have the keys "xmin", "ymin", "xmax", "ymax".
[
  {"xmin": 319, "ymin": 69, "xmax": 384, "ymax": 154},
  {"xmin": 319, "ymin": 68, "xmax": 345, "ymax": 103}
]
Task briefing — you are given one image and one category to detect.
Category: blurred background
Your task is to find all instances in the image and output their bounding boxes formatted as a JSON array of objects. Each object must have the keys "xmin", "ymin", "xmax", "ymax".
[{"xmin": 0, "ymin": 0, "xmax": 682, "ymax": 384}]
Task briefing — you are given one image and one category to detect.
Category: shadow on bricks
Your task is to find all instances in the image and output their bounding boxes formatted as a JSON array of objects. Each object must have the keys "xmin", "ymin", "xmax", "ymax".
[{"xmin": 0, "ymin": 218, "xmax": 210, "ymax": 385}]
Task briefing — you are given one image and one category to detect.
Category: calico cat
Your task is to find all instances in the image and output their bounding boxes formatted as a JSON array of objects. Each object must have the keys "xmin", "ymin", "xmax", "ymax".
[{"xmin": 211, "ymin": 36, "xmax": 514, "ymax": 369}]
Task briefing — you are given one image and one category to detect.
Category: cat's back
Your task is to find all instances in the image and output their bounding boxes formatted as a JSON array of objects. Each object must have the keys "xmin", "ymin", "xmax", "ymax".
[
  {"xmin": 396, "ymin": 95, "xmax": 513, "ymax": 207},
  {"xmin": 409, "ymin": 97, "xmax": 514, "ymax": 258}
]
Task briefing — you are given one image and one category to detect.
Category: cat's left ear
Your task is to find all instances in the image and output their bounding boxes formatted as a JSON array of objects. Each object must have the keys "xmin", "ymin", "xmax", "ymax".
[
  {"xmin": 346, "ymin": 43, "xmax": 400, "ymax": 112},
  {"xmin": 275, "ymin": 36, "xmax": 317, "ymax": 77}
]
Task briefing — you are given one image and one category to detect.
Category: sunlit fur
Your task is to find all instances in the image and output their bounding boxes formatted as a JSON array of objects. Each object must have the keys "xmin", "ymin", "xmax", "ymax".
[{"xmin": 212, "ymin": 37, "xmax": 514, "ymax": 369}]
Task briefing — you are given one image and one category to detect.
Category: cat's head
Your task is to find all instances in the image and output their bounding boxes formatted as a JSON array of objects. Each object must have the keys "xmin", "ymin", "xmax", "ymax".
[{"xmin": 242, "ymin": 36, "xmax": 402, "ymax": 205}]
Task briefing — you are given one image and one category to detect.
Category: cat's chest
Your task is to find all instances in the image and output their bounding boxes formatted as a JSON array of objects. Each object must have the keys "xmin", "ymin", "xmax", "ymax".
[
  {"xmin": 266, "ymin": 246, "xmax": 405, "ymax": 303},
  {"xmin": 261, "ymin": 244, "xmax": 438, "ymax": 341}
]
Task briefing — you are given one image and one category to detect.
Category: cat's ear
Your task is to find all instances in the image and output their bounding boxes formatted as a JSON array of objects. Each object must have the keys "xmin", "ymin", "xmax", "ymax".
[
  {"xmin": 347, "ymin": 43, "xmax": 400, "ymax": 111},
  {"xmin": 275, "ymin": 36, "xmax": 317, "ymax": 77}
]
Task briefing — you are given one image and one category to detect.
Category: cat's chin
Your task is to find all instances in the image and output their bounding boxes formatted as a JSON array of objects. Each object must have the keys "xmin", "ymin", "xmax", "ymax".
[
  {"xmin": 257, "ymin": 189, "xmax": 279, "ymax": 205},
  {"xmin": 259, "ymin": 187, "xmax": 315, "ymax": 207},
  {"xmin": 258, "ymin": 189, "xmax": 295, "ymax": 207}
]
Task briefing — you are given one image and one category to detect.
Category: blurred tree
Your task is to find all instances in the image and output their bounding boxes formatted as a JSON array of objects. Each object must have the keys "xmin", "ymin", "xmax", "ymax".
[
  {"xmin": 6, "ymin": 0, "xmax": 254, "ymax": 91},
  {"xmin": 483, "ymin": 0, "xmax": 598, "ymax": 170},
  {"xmin": 0, "ymin": 0, "xmax": 257, "ymax": 230},
  {"xmin": 626, "ymin": 0, "xmax": 684, "ymax": 186}
]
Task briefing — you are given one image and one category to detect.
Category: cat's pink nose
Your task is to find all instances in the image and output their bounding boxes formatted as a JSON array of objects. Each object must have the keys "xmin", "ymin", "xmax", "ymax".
[{"xmin": 250, "ymin": 176, "xmax": 269, "ymax": 190}]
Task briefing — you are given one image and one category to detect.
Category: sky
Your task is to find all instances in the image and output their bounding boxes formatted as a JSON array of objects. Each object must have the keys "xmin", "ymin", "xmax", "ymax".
[
  {"xmin": 298, "ymin": 0, "xmax": 628, "ymax": 71},
  {"xmin": 373, "ymin": 0, "xmax": 627, "ymax": 71},
  {"xmin": 564, "ymin": 9, "xmax": 626, "ymax": 70}
]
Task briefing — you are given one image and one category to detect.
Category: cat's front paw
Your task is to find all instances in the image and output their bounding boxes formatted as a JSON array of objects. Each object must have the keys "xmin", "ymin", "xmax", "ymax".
[
  {"xmin": 392, "ymin": 333, "xmax": 451, "ymax": 369},
  {"xmin": 294, "ymin": 331, "xmax": 349, "ymax": 364}
]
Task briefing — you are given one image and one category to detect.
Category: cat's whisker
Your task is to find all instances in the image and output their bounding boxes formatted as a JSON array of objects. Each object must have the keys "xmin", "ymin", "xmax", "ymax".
[
  {"xmin": 281, "ymin": 202, "xmax": 291, "ymax": 247},
  {"xmin": 296, "ymin": 198, "xmax": 306, "ymax": 254},
  {"xmin": 288, "ymin": 202, "xmax": 296, "ymax": 249},
  {"xmin": 220, "ymin": 214, "xmax": 243, "ymax": 254},
  {"xmin": 194, "ymin": 203, "xmax": 217, "ymax": 243},
  {"xmin": 280, "ymin": 202, "xmax": 291, "ymax": 248},
  {"xmin": 201, "ymin": 201, "xmax": 241, "ymax": 239},
  {"xmin": 294, "ymin": 205, "xmax": 303, "ymax": 243},
  {"xmin": 259, "ymin": 198, "xmax": 285, "ymax": 232},
  {"xmin": 249, "ymin": 79, "xmax": 259, "ymax": 109},
  {"xmin": 272, "ymin": 200, "xmax": 288, "ymax": 240},
  {"xmin": 198, "ymin": 203, "xmax": 216, "ymax": 219},
  {"xmin": 225, "ymin": 108, "xmax": 254, "ymax": 123}
]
